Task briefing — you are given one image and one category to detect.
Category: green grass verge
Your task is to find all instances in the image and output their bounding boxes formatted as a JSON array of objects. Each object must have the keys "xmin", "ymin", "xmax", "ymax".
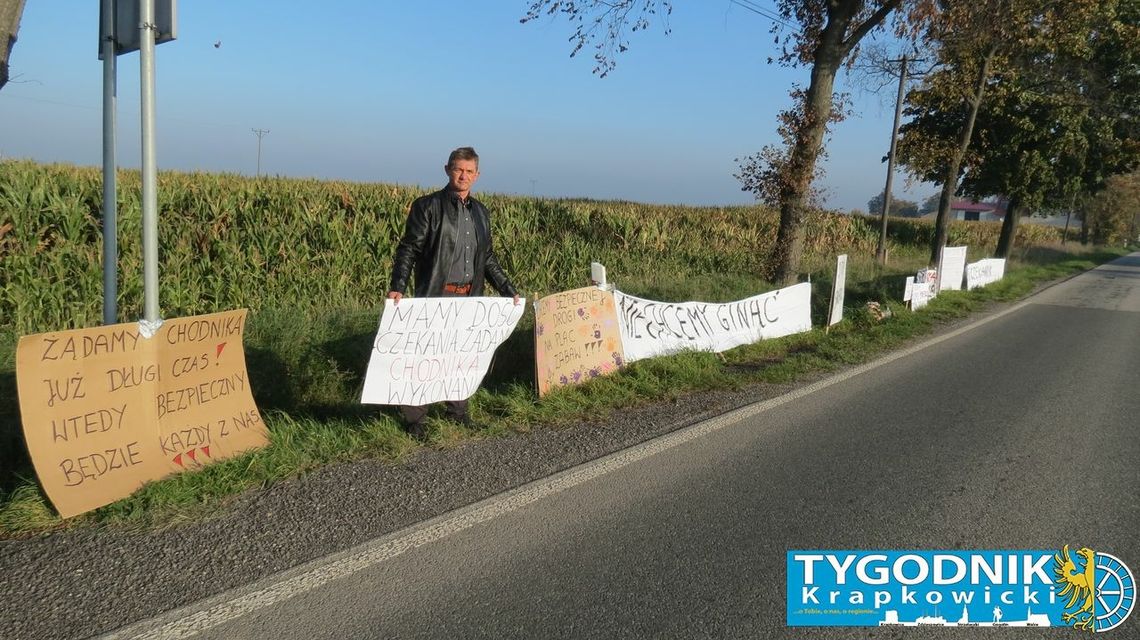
[{"xmin": 0, "ymin": 245, "xmax": 1128, "ymax": 536}]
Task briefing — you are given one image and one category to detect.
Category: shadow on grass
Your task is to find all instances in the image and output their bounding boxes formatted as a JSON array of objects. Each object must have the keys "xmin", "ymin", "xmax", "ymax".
[
  {"xmin": 309, "ymin": 329, "xmax": 390, "ymax": 420},
  {"xmin": 483, "ymin": 325, "xmax": 537, "ymax": 394},
  {"xmin": 245, "ymin": 334, "xmax": 382, "ymax": 422},
  {"xmin": 1016, "ymin": 245, "xmax": 1129, "ymax": 267},
  {"xmin": 0, "ymin": 370, "xmax": 37, "ymax": 496}
]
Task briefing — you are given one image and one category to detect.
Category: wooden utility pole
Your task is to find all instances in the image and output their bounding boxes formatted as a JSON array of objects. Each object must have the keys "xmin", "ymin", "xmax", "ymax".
[{"xmin": 876, "ymin": 54, "xmax": 909, "ymax": 265}]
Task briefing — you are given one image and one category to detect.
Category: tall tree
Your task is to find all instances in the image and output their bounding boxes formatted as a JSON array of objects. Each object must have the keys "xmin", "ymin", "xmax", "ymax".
[
  {"xmin": 897, "ymin": 0, "xmax": 1118, "ymax": 260},
  {"xmin": 988, "ymin": 1, "xmax": 1140, "ymax": 256},
  {"xmin": 960, "ymin": 81, "xmax": 1089, "ymax": 257},
  {"xmin": 895, "ymin": 0, "xmax": 1025, "ymax": 265},
  {"xmin": 523, "ymin": 1, "xmax": 937, "ymax": 284},
  {"xmin": 1064, "ymin": 0, "xmax": 1140, "ymax": 248},
  {"xmin": 0, "ymin": 0, "xmax": 26, "ymax": 91},
  {"xmin": 1084, "ymin": 169, "xmax": 1140, "ymax": 245}
]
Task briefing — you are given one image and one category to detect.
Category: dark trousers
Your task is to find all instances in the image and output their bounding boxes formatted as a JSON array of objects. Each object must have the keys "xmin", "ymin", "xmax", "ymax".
[
  {"xmin": 400, "ymin": 399, "xmax": 468, "ymax": 424},
  {"xmin": 399, "ymin": 286, "xmax": 470, "ymax": 424}
]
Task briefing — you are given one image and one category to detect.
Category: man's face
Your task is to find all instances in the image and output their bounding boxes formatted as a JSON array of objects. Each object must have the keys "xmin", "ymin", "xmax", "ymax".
[{"xmin": 445, "ymin": 159, "xmax": 479, "ymax": 195}]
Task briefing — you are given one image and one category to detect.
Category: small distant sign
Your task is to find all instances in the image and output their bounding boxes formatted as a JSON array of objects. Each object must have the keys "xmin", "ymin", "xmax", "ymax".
[
  {"xmin": 828, "ymin": 254, "xmax": 847, "ymax": 327},
  {"xmin": 99, "ymin": 0, "xmax": 178, "ymax": 59},
  {"xmin": 590, "ymin": 262, "xmax": 607, "ymax": 287}
]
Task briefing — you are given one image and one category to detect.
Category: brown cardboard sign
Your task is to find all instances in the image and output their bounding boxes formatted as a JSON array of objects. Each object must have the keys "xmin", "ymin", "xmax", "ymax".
[
  {"xmin": 534, "ymin": 287, "xmax": 624, "ymax": 397},
  {"xmin": 16, "ymin": 309, "xmax": 268, "ymax": 518}
]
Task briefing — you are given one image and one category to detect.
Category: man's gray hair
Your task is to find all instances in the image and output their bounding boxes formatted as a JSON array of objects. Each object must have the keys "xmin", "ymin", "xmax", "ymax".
[{"xmin": 447, "ymin": 146, "xmax": 479, "ymax": 168}]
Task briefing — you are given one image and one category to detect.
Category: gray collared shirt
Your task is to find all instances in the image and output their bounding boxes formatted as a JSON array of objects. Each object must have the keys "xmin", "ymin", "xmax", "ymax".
[{"xmin": 445, "ymin": 195, "xmax": 476, "ymax": 285}]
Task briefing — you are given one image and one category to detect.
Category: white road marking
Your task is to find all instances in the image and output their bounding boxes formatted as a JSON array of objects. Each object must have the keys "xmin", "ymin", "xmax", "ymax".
[{"xmin": 104, "ymin": 278, "xmax": 1079, "ymax": 639}]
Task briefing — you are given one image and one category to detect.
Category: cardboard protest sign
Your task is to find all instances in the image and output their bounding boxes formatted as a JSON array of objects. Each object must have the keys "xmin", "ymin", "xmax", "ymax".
[
  {"xmin": 613, "ymin": 282, "xmax": 812, "ymax": 363},
  {"xmin": 534, "ymin": 287, "xmax": 624, "ymax": 396},
  {"xmin": 828, "ymin": 254, "xmax": 848, "ymax": 327},
  {"xmin": 939, "ymin": 246, "xmax": 968, "ymax": 291},
  {"xmin": 15, "ymin": 310, "xmax": 267, "ymax": 518},
  {"xmin": 360, "ymin": 297, "xmax": 525, "ymax": 406},
  {"xmin": 904, "ymin": 276, "xmax": 915, "ymax": 302},
  {"xmin": 153, "ymin": 312, "xmax": 268, "ymax": 474},
  {"xmin": 965, "ymin": 258, "xmax": 1006, "ymax": 290}
]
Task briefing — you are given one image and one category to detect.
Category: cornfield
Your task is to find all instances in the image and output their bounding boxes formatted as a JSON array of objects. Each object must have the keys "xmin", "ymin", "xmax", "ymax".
[{"xmin": 0, "ymin": 160, "xmax": 1061, "ymax": 335}]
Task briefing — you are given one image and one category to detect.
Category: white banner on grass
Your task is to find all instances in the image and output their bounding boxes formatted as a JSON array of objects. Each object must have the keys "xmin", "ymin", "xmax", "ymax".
[
  {"xmin": 965, "ymin": 258, "xmax": 1006, "ymax": 290},
  {"xmin": 361, "ymin": 297, "xmax": 525, "ymax": 406},
  {"xmin": 828, "ymin": 254, "xmax": 848, "ymax": 326},
  {"xmin": 940, "ymin": 245, "xmax": 968, "ymax": 291},
  {"xmin": 911, "ymin": 281, "xmax": 936, "ymax": 310},
  {"xmin": 613, "ymin": 283, "xmax": 812, "ymax": 363}
]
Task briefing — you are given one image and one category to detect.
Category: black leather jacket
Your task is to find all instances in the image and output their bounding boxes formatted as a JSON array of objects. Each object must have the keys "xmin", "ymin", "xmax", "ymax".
[{"xmin": 389, "ymin": 188, "xmax": 517, "ymax": 298}]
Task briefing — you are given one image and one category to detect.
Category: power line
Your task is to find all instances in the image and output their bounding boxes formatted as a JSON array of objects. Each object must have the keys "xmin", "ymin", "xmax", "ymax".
[{"xmin": 728, "ymin": 0, "xmax": 796, "ymax": 30}]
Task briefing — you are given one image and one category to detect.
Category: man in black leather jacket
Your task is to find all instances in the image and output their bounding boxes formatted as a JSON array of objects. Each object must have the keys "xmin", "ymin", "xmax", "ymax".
[{"xmin": 386, "ymin": 147, "xmax": 519, "ymax": 435}]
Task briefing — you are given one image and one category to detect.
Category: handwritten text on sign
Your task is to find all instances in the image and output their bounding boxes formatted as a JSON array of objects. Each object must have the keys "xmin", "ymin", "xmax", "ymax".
[
  {"xmin": 911, "ymin": 268, "xmax": 937, "ymax": 310},
  {"xmin": 534, "ymin": 287, "xmax": 624, "ymax": 396},
  {"xmin": 15, "ymin": 310, "xmax": 268, "ymax": 518},
  {"xmin": 613, "ymin": 282, "xmax": 813, "ymax": 363},
  {"xmin": 911, "ymin": 281, "xmax": 936, "ymax": 310},
  {"xmin": 361, "ymin": 297, "xmax": 525, "ymax": 406},
  {"xmin": 965, "ymin": 258, "xmax": 1006, "ymax": 290}
]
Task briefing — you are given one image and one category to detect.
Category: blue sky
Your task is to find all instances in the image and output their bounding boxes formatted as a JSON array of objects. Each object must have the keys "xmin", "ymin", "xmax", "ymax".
[{"xmin": 1, "ymin": 1, "xmax": 935, "ymax": 211}]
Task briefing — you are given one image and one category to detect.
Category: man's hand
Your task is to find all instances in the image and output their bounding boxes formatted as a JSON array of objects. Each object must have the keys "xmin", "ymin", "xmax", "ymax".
[
  {"xmin": 513, "ymin": 295, "xmax": 520, "ymax": 306},
  {"xmin": 387, "ymin": 291, "xmax": 402, "ymax": 305}
]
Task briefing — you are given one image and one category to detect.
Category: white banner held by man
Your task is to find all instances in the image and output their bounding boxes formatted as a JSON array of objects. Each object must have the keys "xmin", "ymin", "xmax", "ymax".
[
  {"xmin": 361, "ymin": 297, "xmax": 525, "ymax": 406},
  {"xmin": 613, "ymin": 283, "xmax": 812, "ymax": 363}
]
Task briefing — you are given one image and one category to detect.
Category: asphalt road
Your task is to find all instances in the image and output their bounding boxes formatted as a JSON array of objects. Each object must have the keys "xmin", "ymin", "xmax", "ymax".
[{"xmin": 110, "ymin": 256, "xmax": 1138, "ymax": 640}]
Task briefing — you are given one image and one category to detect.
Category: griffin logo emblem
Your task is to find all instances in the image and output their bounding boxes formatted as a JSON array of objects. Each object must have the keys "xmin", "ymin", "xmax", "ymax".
[{"xmin": 1054, "ymin": 545, "xmax": 1136, "ymax": 632}]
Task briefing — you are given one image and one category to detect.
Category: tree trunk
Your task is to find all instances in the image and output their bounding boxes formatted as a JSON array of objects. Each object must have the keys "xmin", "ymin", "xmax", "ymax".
[
  {"xmin": 995, "ymin": 197, "xmax": 1020, "ymax": 258},
  {"xmin": 770, "ymin": 9, "xmax": 855, "ymax": 286},
  {"xmin": 764, "ymin": 0, "xmax": 900, "ymax": 285},
  {"xmin": 877, "ymin": 55, "xmax": 909, "ymax": 265},
  {"xmin": 770, "ymin": 59, "xmax": 842, "ymax": 285},
  {"xmin": 0, "ymin": 0, "xmax": 27, "ymax": 91},
  {"xmin": 930, "ymin": 48, "xmax": 995, "ymax": 266}
]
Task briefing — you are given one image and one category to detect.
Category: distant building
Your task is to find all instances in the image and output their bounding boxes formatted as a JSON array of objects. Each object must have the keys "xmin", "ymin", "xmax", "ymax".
[
  {"xmin": 922, "ymin": 197, "xmax": 1080, "ymax": 229},
  {"xmin": 921, "ymin": 199, "xmax": 1006, "ymax": 222}
]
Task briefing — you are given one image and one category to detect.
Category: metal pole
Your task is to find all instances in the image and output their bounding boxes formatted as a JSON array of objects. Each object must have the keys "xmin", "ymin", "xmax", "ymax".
[
  {"xmin": 140, "ymin": 0, "xmax": 159, "ymax": 323},
  {"xmin": 1062, "ymin": 192, "xmax": 1076, "ymax": 245},
  {"xmin": 251, "ymin": 128, "xmax": 269, "ymax": 177},
  {"xmin": 876, "ymin": 54, "xmax": 908, "ymax": 265},
  {"xmin": 101, "ymin": 0, "xmax": 118, "ymax": 325}
]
